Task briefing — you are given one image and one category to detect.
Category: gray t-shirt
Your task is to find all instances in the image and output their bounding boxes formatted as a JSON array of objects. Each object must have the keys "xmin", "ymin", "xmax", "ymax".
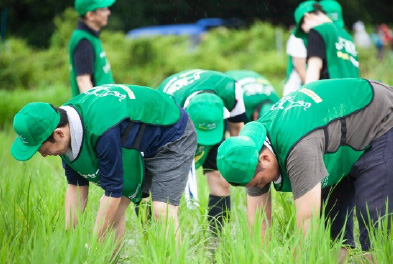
[{"xmin": 247, "ymin": 81, "xmax": 393, "ymax": 199}]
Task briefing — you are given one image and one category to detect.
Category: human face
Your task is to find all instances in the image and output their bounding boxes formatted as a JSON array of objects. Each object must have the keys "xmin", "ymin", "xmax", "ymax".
[
  {"xmin": 246, "ymin": 148, "xmax": 279, "ymax": 189},
  {"xmin": 90, "ymin": 7, "xmax": 111, "ymax": 28},
  {"xmin": 38, "ymin": 128, "xmax": 70, "ymax": 157}
]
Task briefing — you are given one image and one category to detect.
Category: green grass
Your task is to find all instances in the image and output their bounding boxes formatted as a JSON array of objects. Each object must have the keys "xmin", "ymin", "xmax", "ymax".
[{"xmin": 1, "ymin": 128, "xmax": 392, "ymax": 263}]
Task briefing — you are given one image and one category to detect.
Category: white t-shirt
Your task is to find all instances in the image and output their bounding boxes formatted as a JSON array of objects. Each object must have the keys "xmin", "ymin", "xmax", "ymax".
[{"xmin": 283, "ymin": 34, "xmax": 307, "ymax": 96}]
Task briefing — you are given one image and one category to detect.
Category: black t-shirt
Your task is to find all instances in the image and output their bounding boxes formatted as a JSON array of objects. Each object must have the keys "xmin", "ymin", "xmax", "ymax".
[
  {"xmin": 73, "ymin": 20, "xmax": 100, "ymax": 82},
  {"xmin": 306, "ymin": 29, "xmax": 329, "ymax": 80}
]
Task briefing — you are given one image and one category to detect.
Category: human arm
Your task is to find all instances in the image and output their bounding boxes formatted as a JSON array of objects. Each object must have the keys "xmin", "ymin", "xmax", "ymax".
[
  {"xmin": 293, "ymin": 57, "xmax": 307, "ymax": 83},
  {"xmin": 247, "ymin": 191, "xmax": 272, "ymax": 240},
  {"xmin": 305, "ymin": 30, "xmax": 325, "ymax": 84},
  {"xmin": 94, "ymin": 125, "xmax": 125, "ymax": 240},
  {"xmin": 73, "ymin": 39, "xmax": 95, "ymax": 93},
  {"xmin": 76, "ymin": 75, "xmax": 94, "ymax": 93},
  {"xmin": 94, "ymin": 195, "xmax": 121, "ymax": 240},
  {"xmin": 294, "ymin": 183, "xmax": 321, "ymax": 234},
  {"xmin": 305, "ymin": 57, "xmax": 323, "ymax": 84},
  {"xmin": 286, "ymin": 130, "xmax": 326, "ymax": 234},
  {"xmin": 63, "ymin": 161, "xmax": 90, "ymax": 230},
  {"xmin": 65, "ymin": 184, "xmax": 89, "ymax": 230},
  {"xmin": 286, "ymin": 34, "xmax": 307, "ymax": 84}
]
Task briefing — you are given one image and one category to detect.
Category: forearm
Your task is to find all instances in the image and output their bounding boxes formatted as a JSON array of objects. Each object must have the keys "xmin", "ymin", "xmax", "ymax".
[
  {"xmin": 294, "ymin": 183, "xmax": 321, "ymax": 235},
  {"xmin": 247, "ymin": 193, "xmax": 272, "ymax": 238},
  {"xmin": 94, "ymin": 195, "xmax": 121, "ymax": 240},
  {"xmin": 65, "ymin": 184, "xmax": 88, "ymax": 230},
  {"xmin": 76, "ymin": 74, "xmax": 94, "ymax": 93},
  {"xmin": 293, "ymin": 57, "xmax": 306, "ymax": 83},
  {"xmin": 305, "ymin": 57, "xmax": 323, "ymax": 84}
]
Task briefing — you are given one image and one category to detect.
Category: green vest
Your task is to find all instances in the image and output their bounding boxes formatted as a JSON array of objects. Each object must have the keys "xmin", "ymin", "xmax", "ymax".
[
  {"xmin": 284, "ymin": 56, "xmax": 294, "ymax": 83},
  {"xmin": 157, "ymin": 69, "xmax": 237, "ymax": 110},
  {"xmin": 69, "ymin": 29, "xmax": 114, "ymax": 98},
  {"xmin": 225, "ymin": 70, "xmax": 279, "ymax": 122},
  {"xmin": 312, "ymin": 23, "xmax": 359, "ymax": 79},
  {"xmin": 194, "ymin": 144, "xmax": 214, "ymax": 169},
  {"xmin": 259, "ymin": 79, "xmax": 373, "ymax": 192},
  {"xmin": 61, "ymin": 84, "xmax": 181, "ymax": 203}
]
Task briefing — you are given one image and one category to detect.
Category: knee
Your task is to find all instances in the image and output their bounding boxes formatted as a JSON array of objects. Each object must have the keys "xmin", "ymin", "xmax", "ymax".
[{"xmin": 153, "ymin": 202, "xmax": 177, "ymax": 220}]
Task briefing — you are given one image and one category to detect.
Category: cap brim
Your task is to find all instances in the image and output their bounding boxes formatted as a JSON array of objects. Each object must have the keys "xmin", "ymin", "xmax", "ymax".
[
  {"xmin": 196, "ymin": 121, "xmax": 224, "ymax": 146},
  {"xmin": 96, "ymin": 0, "xmax": 116, "ymax": 9},
  {"xmin": 11, "ymin": 137, "xmax": 41, "ymax": 161}
]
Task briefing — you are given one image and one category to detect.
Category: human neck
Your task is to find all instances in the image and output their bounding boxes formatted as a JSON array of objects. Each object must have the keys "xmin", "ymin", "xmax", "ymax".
[{"xmin": 83, "ymin": 19, "xmax": 101, "ymax": 32}]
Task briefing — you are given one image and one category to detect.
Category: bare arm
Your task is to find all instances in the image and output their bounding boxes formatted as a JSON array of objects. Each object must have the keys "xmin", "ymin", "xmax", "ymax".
[
  {"xmin": 294, "ymin": 183, "xmax": 321, "ymax": 234},
  {"xmin": 305, "ymin": 57, "xmax": 323, "ymax": 84},
  {"xmin": 228, "ymin": 122, "xmax": 244, "ymax": 137},
  {"xmin": 76, "ymin": 74, "xmax": 94, "ymax": 93},
  {"xmin": 247, "ymin": 192, "xmax": 272, "ymax": 239},
  {"xmin": 292, "ymin": 57, "xmax": 307, "ymax": 84},
  {"xmin": 65, "ymin": 184, "xmax": 89, "ymax": 230},
  {"xmin": 94, "ymin": 195, "xmax": 121, "ymax": 241}
]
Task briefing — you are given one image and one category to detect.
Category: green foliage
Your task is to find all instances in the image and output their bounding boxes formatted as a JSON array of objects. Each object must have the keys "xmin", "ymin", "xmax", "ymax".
[
  {"xmin": 50, "ymin": 8, "xmax": 79, "ymax": 49},
  {"xmin": 0, "ymin": 85, "xmax": 70, "ymax": 128},
  {"xmin": 0, "ymin": 38, "xmax": 39, "ymax": 89},
  {"xmin": 1, "ymin": 125, "xmax": 391, "ymax": 263}
]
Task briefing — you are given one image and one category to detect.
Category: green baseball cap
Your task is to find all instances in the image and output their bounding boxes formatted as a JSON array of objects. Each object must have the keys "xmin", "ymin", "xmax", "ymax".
[
  {"xmin": 75, "ymin": 0, "xmax": 116, "ymax": 16},
  {"xmin": 186, "ymin": 93, "xmax": 224, "ymax": 146},
  {"xmin": 11, "ymin": 103, "xmax": 60, "ymax": 161},
  {"xmin": 319, "ymin": 0, "xmax": 344, "ymax": 28},
  {"xmin": 217, "ymin": 122, "xmax": 267, "ymax": 186},
  {"xmin": 294, "ymin": 1, "xmax": 318, "ymax": 39}
]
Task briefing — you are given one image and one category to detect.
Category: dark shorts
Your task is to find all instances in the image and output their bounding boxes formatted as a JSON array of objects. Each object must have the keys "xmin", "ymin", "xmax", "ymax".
[
  {"xmin": 141, "ymin": 118, "xmax": 197, "ymax": 206},
  {"xmin": 202, "ymin": 141, "xmax": 220, "ymax": 173},
  {"xmin": 322, "ymin": 127, "xmax": 393, "ymax": 251}
]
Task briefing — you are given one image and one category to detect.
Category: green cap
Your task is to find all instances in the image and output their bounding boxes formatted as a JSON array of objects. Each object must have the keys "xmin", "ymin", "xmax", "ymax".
[
  {"xmin": 319, "ymin": 0, "xmax": 344, "ymax": 28},
  {"xmin": 294, "ymin": 1, "xmax": 318, "ymax": 39},
  {"xmin": 187, "ymin": 93, "xmax": 224, "ymax": 146},
  {"xmin": 217, "ymin": 122, "xmax": 267, "ymax": 186},
  {"xmin": 11, "ymin": 103, "xmax": 60, "ymax": 161},
  {"xmin": 75, "ymin": 0, "xmax": 116, "ymax": 16}
]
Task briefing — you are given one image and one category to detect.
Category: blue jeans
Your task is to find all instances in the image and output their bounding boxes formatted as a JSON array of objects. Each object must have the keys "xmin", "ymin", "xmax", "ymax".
[{"xmin": 322, "ymin": 127, "xmax": 393, "ymax": 251}]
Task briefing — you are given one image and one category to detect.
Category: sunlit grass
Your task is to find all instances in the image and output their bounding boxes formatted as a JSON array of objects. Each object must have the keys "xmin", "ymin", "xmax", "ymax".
[{"xmin": 1, "ymin": 127, "xmax": 392, "ymax": 263}]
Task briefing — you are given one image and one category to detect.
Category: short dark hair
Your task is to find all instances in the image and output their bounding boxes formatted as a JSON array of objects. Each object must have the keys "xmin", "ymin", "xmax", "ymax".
[
  {"xmin": 43, "ymin": 105, "xmax": 69, "ymax": 143},
  {"xmin": 300, "ymin": 3, "xmax": 326, "ymax": 26}
]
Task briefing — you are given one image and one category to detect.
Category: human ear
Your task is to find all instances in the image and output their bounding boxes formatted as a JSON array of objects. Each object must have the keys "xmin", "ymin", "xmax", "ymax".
[{"xmin": 53, "ymin": 128, "xmax": 65, "ymax": 139}]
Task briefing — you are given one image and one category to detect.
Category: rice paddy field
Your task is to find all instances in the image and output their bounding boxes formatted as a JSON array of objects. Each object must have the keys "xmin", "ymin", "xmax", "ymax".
[
  {"xmin": 0, "ymin": 124, "xmax": 392, "ymax": 264},
  {"xmin": 1, "ymin": 21, "xmax": 393, "ymax": 263}
]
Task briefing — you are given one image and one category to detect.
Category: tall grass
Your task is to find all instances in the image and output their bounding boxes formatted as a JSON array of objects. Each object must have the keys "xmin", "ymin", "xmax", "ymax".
[{"xmin": 2, "ymin": 127, "xmax": 392, "ymax": 263}]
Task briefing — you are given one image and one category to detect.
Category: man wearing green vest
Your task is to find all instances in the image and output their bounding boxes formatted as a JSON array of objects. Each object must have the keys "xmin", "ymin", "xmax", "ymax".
[
  {"xmin": 11, "ymin": 84, "xmax": 197, "ymax": 242},
  {"xmin": 158, "ymin": 69, "xmax": 247, "ymax": 231},
  {"xmin": 69, "ymin": 0, "xmax": 115, "ymax": 97},
  {"xmin": 217, "ymin": 79, "xmax": 393, "ymax": 253},
  {"xmin": 225, "ymin": 70, "xmax": 280, "ymax": 121},
  {"xmin": 294, "ymin": 1, "xmax": 359, "ymax": 83}
]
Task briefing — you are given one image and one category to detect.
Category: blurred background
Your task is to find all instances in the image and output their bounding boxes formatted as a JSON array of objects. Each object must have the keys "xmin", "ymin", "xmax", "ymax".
[{"xmin": 1, "ymin": 0, "xmax": 393, "ymax": 126}]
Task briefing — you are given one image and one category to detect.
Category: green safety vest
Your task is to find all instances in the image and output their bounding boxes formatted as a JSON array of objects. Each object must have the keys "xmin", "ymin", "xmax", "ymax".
[
  {"xmin": 157, "ymin": 69, "xmax": 237, "ymax": 110},
  {"xmin": 61, "ymin": 84, "xmax": 181, "ymax": 203},
  {"xmin": 312, "ymin": 23, "xmax": 359, "ymax": 79},
  {"xmin": 69, "ymin": 29, "xmax": 114, "ymax": 98},
  {"xmin": 194, "ymin": 144, "xmax": 214, "ymax": 169},
  {"xmin": 259, "ymin": 79, "xmax": 373, "ymax": 192},
  {"xmin": 225, "ymin": 70, "xmax": 279, "ymax": 122},
  {"xmin": 158, "ymin": 69, "xmax": 237, "ymax": 169}
]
